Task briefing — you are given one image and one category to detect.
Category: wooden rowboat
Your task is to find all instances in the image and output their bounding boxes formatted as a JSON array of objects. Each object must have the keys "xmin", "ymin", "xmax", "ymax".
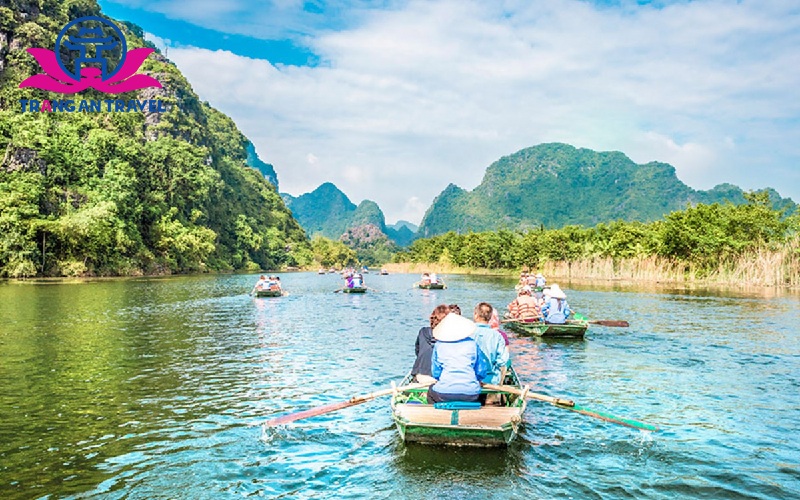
[
  {"xmin": 342, "ymin": 286, "xmax": 367, "ymax": 294},
  {"xmin": 504, "ymin": 318, "xmax": 588, "ymax": 338},
  {"xmin": 254, "ymin": 289, "xmax": 282, "ymax": 298},
  {"xmin": 391, "ymin": 369, "xmax": 528, "ymax": 447},
  {"xmin": 418, "ymin": 282, "xmax": 446, "ymax": 289}
]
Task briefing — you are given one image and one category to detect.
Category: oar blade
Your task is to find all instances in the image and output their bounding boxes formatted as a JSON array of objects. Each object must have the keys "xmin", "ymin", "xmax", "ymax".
[
  {"xmin": 589, "ymin": 320, "xmax": 630, "ymax": 327},
  {"xmin": 264, "ymin": 400, "xmax": 357, "ymax": 427},
  {"xmin": 485, "ymin": 383, "xmax": 659, "ymax": 432},
  {"xmin": 566, "ymin": 404, "xmax": 659, "ymax": 432}
]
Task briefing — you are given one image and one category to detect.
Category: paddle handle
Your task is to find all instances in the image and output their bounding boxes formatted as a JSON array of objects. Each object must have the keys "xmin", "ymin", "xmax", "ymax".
[
  {"xmin": 264, "ymin": 381, "xmax": 433, "ymax": 427},
  {"xmin": 482, "ymin": 383, "xmax": 574, "ymax": 407},
  {"xmin": 349, "ymin": 382, "xmax": 430, "ymax": 403}
]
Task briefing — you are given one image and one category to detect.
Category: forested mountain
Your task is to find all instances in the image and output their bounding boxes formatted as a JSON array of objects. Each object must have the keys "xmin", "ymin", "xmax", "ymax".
[
  {"xmin": 418, "ymin": 143, "xmax": 796, "ymax": 237},
  {"xmin": 282, "ymin": 182, "xmax": 414, "ymax": 247},
  {"xmin": 281, "ymin": 182, "xmax": 361, "ymax": 239},
  {"xmin": 0, "ymin": 1, "xmax": 310, "ymax": 277}
]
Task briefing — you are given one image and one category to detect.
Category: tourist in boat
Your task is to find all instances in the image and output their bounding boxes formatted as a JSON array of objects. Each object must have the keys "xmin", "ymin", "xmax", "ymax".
[
  {"xmin": 411, "ymin": 304, "xmax": 463, "ymax": 384},
  {"xmin": 507, "ymin": 286, "xmax": 541, "ymax": 320},
  {"xmin": 534, "ymin": 273, "xmax": 546, "ymax": 288},
  {"xmin": 430, "ymin": 273, "xmax": 439, "ymax": 284},
  {"xmin": 428, "ymin": 313, "xmax": 489, "ymax": 404},
  {"xmin": 352, "ymin": 273, "xmax": 364, "ymax": 288},
  {"xmin": 266, "ymin": 275, "xmax": 281, "ymax": 291},
  {"xmin": 345, "ymin": 273, "xmax": 354, "ymax": 288},
  {"xmin": 472, "ymin": 303, "xmax": 510, "ymax": 386},
  {"xmin": 489, "ymin": 306, "xmax": 510, "ymax": 346},
  {"xmin": 420, "ymin": 273, "xmax": 431, "ymax": 286},
  {"xmin": 541, "ymin": 284, "xmax": 571, "ymax": 324},
  {"xmin": 251, "ymin": 275, "xmax": 268, "ymax": 294}
]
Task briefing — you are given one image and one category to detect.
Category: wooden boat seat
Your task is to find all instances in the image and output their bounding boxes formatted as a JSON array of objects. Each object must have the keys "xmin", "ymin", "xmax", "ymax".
[{"xmin": 395, "ymin": 404, "xmax": 521, "ymax": 427}]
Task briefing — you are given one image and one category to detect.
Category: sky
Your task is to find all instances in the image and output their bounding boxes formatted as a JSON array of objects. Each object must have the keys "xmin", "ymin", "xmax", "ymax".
[{"xmin": 97, "ymin": 0, "xmax": 800, "ymax": 225}]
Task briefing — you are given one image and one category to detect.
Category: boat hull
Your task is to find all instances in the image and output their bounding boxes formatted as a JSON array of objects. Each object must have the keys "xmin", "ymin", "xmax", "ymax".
[
  {"xmin": 418, "ymin": 283, "xmax": 445, "ymax": 289},
  {"xmin": 391, "ymin": 370, "xmax": 527, "ymax": 447},
  {"xmin": 504, "ymin": 319, "xmax": 588, "ymax": 338},
  {"xmin": 342, "ymin": 287, "xmax": 367, "ymax": 293},
  {"xmin": 254, "ymin": 289, "xmax": 282, "ymax": 297}
]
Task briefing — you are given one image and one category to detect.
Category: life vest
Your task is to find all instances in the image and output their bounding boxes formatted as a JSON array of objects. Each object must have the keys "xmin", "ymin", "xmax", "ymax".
[{"xmin": 510, "ymin": 295, "xmax": 540, "ymax": 318}]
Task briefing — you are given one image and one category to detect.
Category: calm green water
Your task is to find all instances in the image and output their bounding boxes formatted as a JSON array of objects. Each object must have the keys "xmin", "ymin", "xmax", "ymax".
[{"xmin": 1, "ymin": 273, "xmax": 798, "ymax": 499}]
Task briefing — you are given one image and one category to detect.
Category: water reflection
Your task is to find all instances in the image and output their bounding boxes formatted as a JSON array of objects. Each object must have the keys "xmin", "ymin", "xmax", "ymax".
[{"xmin": 1, "ymin": 273, "xmax": 799, "ymax": 499}]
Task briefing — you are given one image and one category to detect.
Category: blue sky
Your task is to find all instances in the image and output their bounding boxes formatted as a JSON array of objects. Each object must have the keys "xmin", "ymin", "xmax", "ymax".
[{"xmin": 98, "ymin": 0, "xmax": 800, "ymax": 224}]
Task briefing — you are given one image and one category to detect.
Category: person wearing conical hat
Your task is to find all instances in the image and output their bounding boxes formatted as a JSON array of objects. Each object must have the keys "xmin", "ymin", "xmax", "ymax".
[
  {"xmin": 541, "ymin": 284, "xmax": 572, "ymax": 324},
  {"xmin": 428, "ymin": 313, "xmax": 489, "ymax": 404},
  {"xmin": 411, "ymin": 304, "xmax": 453, "ymax": 385}
]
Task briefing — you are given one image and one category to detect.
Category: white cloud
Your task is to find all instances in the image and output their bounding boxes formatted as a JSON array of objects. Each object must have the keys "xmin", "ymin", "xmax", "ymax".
[{"xmin": 165, "ymin": 0, "xmax": 800, "ymax": 223}]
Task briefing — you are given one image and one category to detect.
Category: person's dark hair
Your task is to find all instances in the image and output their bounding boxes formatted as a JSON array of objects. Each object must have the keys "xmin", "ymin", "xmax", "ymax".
[
  {"xmin": 474, "ymin": 302, "xmax": 493, "ymax": 323},
  {"xmin": 430, "ymin": 304, "xmax": 451, "ymax": 329},
  {"xmin": 448, "ymin": 304, "xmax": 461, "ymax": 315}
]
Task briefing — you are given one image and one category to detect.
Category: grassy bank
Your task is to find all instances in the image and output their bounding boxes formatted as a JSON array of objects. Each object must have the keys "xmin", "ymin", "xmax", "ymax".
[{"xmin": 387, "ymin": 244, "xmax": 800, "ymax": 288}]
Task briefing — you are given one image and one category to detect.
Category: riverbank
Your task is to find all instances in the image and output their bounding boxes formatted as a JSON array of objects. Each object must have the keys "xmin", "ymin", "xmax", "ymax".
[{"xmin": 385, "ymin": 251, "xmax": 800, "ymax": 289}]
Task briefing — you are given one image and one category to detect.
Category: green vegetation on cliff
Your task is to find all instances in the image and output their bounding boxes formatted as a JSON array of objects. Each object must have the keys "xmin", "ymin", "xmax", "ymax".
[
  {"xmin": 0, "ymin": 1, "xmax": 311, "ymax": 277},
  {"xmin": 418, "ymin": 143, "xmax": 796, "ymax": 237}
]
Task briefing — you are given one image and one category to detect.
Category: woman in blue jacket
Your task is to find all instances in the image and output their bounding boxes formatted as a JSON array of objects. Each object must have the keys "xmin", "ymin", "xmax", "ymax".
[{"xmin": 428, "ymin": 313, "xmax": 489, "ymax": 404}]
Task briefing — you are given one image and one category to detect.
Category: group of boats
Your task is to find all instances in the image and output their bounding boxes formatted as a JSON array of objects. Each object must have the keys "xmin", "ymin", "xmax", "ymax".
[{"xmin": 263, "ymin": 271, "xmax": 646, "ymax": 448}]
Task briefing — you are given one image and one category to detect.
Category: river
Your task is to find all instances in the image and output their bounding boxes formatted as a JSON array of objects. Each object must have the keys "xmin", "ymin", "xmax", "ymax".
[{"xmin": 1, "ymin": 272, "xmax": 798, "ymax": 499}]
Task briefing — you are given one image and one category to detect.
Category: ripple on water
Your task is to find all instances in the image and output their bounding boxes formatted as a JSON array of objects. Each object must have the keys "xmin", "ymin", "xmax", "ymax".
[{"xmin": 1, "ymin": 273, "xmax": 799, "ymax": 499}]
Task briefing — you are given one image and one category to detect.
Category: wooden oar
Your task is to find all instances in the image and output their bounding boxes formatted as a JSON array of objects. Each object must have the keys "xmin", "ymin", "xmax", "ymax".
[
  {"xmin": 332, "ymin": 288, "xmax": 343, "ymax": 293},
  {"xmin": 482, "ymin": 383, "xmax": 658, "ymax": 432},
  {"xmin": 572, "ymin": 313, "xmax": 629, "ymax": 327},
  {"xmin": 264, "ymin": 382, "xmax": 433, "ymax": 427},
  {"xmin": 500, "ymin": 317, "xmax": 543, "ymax": 324},
  {"xmin": 587, "ymin": 320, "xmax": 629, "ymax": 327}
]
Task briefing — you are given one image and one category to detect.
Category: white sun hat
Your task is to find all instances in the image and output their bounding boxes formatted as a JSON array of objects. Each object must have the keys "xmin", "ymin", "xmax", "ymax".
[
  {"xmin": 433, "ymin": 313, "xmax": 477, "ymax": 342},
  {"xmin": 548, "ymin": 284, "xmax": 567, "ymax": 299}
]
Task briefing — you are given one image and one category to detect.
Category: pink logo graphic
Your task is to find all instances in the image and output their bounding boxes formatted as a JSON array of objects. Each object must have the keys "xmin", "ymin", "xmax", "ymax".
[{"xmin": 19, "ymin": 16, "xmax": 161, "ymax": 94}]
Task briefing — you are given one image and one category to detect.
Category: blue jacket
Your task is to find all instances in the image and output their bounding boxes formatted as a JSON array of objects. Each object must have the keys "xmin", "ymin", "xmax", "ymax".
[
  {"xmin": 431, "ymin": 337, "xmax": 488, "ymax": 396},
  {"xmin": 542, "ymin": 297, "xmax": 571, "ymax": 324},
  {"xmin": 472, "ymin": 324, "xmax": 510, "ymax": 384}
]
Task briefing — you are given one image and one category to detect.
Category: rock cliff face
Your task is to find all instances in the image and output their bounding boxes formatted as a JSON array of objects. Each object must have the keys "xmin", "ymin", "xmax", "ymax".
[{"xmin": 0, "ymin": 2, "xmax": 310, "ymax": 277}]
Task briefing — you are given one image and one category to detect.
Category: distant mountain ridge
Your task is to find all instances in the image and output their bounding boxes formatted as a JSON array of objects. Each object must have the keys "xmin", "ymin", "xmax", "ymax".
[
  {"xmin": 281, "ymin": 183, "xmax": 417, "ymax": 247},
  {"xmin": 388, "ymin": 220, "xmax": 418, "ymax": 233},
  {"xmin": 418, "ymin": 143, "xmax": 796, "ymax": 236}
]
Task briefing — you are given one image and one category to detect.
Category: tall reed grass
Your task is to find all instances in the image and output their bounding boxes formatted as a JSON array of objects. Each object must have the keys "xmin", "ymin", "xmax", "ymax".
[{"xmin": 387, "ymin": 239, "xmax": 800, "ymax": 287}]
